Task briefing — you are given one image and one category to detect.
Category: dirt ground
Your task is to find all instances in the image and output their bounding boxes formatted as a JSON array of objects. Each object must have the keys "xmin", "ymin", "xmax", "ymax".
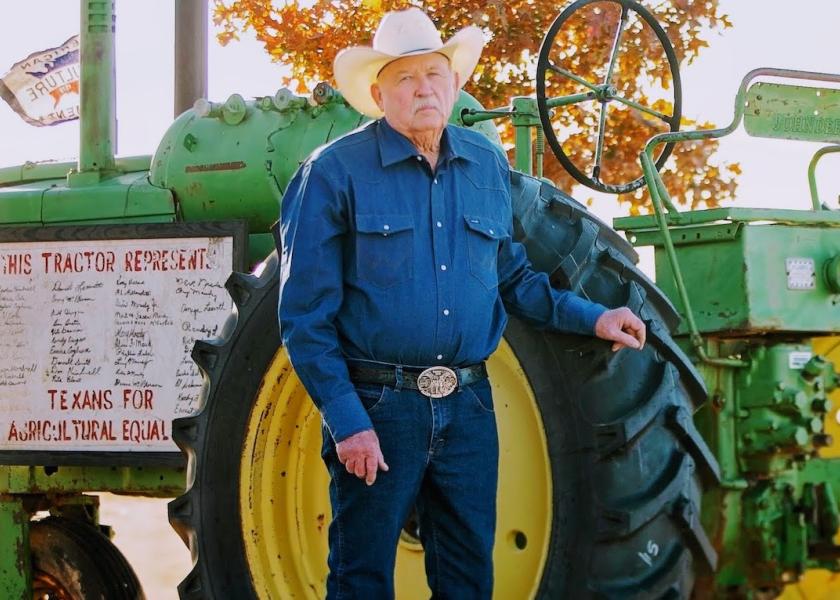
[{"xmin": 99, "ymin": 493, "xmax": 192, "ymax": 600}]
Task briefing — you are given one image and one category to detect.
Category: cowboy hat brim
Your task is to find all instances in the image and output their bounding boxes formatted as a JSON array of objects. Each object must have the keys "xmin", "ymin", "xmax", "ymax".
[{"xmin": 334, "ymin": 25, "xmax": 484, "ymax": 118}]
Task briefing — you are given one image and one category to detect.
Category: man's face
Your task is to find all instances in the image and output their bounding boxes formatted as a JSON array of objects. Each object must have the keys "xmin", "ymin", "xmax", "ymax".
[{"xmin": 371, "ymin": 53, "xmax": 459, "ymax": 138}]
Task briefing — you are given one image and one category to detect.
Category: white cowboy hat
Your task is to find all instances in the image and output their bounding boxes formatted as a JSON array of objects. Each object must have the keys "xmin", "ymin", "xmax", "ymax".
[{"xmin": 334, "ymin": 7, "xmax": 484, "ymax": 118}]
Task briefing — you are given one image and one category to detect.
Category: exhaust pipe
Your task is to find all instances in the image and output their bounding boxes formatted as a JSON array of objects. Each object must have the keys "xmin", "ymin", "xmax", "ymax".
[
  {"xmin": 78, "ymin": 0, "xmax": 116, "ymax": 175},
  {"xmin": 174, "ymin": 0, "xmax": 208, "ymax": 117}
]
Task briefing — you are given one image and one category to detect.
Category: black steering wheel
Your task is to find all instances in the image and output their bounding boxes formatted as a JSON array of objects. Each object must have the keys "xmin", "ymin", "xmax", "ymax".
[{"xmin": 536, "ymin": 0, "xmax": 682, "ymax": 194}]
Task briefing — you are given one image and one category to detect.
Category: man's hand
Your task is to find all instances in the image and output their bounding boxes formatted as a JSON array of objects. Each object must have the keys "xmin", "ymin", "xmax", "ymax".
[
  {"xmin": 594, "ymin": 307, "xmax": 646, "ymax": 352},
  {"xmin": 336, "ymin": 428, "xmax": 390, "ymax": 486}
]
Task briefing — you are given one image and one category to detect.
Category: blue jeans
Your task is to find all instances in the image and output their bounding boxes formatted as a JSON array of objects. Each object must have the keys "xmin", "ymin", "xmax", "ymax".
[{"xmin": 321, "ymin": 377, "xmax": 499, "ymax": 600}]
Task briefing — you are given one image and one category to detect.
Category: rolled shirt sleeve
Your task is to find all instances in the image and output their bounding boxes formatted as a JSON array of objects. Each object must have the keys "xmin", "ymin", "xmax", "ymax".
[{"xmin": 278, "ymin": 160, "xmax": 372, "ymax": 443}]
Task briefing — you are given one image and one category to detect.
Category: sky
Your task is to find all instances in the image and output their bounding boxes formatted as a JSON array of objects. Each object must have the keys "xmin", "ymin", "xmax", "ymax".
[{"xmin": 1, "ymin": 0, "xmax": 840, "ymax": 234}]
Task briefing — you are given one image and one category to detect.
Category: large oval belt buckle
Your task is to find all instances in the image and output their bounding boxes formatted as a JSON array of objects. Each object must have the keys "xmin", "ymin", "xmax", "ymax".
[{"xmin": 417, "ymin": 366, "xmax": 458, "ymax": 398}]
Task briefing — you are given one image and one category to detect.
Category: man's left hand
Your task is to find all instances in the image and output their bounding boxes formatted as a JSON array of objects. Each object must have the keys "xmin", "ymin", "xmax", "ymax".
[{"xmin": 594, "ymin": 307, "xmax": 646, "ymax": 352}]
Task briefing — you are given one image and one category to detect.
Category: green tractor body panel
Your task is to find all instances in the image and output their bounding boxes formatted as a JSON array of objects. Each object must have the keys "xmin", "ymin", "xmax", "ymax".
[
  {"xmin": 0, "ymin": 167, "xmax": 175, "ymax": 226},
  {"xmin": 744, "ymin": 82, "xmax": 840, "ymax": 143},
  {"xmin": 617, "ymin": 218, "xmax": 840, "ymax": 335}
]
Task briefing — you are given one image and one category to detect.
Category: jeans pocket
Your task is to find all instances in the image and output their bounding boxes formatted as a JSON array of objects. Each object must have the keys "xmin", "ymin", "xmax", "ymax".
[
  {"xmin": 464, "ymin": 215, "xmax": 506, "ymax": 290},
  {"xmin": 355, "ymin": 383, "xmax": 388, "ymax": 413},
  {"xmin": 464, "ymin": 379, "xmax": 494, "ymax": 413},
  {"xmin": 356, "ymin": 214, "xmax": 414, "ymax": 288}
]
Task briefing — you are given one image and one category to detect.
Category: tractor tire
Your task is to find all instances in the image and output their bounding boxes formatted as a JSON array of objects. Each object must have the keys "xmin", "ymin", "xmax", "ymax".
[
  {"xmin": 169, "ymin": 172, "xmax": 720, "ymax": 599},
  {"xmin": 29, "ymin": 516, "xmax": 145, "ymax": 600}
]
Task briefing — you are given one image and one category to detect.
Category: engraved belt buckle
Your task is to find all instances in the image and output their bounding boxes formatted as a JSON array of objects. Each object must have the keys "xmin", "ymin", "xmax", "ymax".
[{"xmin": 417, "ymin": 366, "xmax": 458, "ymax": 398}]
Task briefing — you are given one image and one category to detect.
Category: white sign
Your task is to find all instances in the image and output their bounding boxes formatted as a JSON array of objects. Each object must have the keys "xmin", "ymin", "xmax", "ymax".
[
  {"xmin": 0, "ymin": 35, "xmax": 80, "ymax": 127},
  {"xmin": 0, "ymin": 235, "xmax": 234, "ymax": 452},
  {"xmin": 789, "ymin": 351, "xmax": 813, "ymax": 370}
]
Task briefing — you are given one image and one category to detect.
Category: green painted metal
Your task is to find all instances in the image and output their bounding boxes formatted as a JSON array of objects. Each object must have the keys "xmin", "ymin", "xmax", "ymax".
[
  {"xmin": 0, "ymin": 466, "xmax": 184, "ymax": 496},
  {"xmin": 745, "ymin": 82, "xmax": 840, "ymax": 144},
  {"xmin": 616, "ymin": 206, "xmax": 840, "ymax": 230},
  {"xmin": 0, "ymin": 156, "xmax": 150, "ymax": 187},
  {"xmin": 735, "ymin": 347, "xmax": 834, "ymax": 473},
  {"xmin": 76, "ymin": 0, "xmax": 116, "ymax": 179},
  {"xmin": 0, "ymin": 497, "xmax": 28, "ymax": 600},
  {"xmin": 0, "ymin": 171, "xmax": 175, "ymax": 226},
  {"xmin": 511, "ymin": 97, "xmax": 541, "ymax": 175},
  {"xmin": 644, "ymin": 224, "xmax": 840, "ymax": 336},
  {"xmin": 808, "ymin": 145, "xmax": 840, "ymax": 210},
  {"xmin": 149, "ymin": 88, "xmax": 364, "ymax": 236},
  {"xmin": 617, "ymin": 68, "xmax": 840, "ymax": 366},
  {"xmin": 692, "ymin": 339, "xmax": 840, "ymax": 594}
]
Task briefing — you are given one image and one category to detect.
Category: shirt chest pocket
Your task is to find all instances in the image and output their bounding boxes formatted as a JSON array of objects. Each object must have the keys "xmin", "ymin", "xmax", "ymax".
[
  {"xmin": 355, "ymin": 214, "xmax": 414, "ymax": 289},
  {"xmin": 464, "ymin": 215, "xmax": 506, "ymax": 290}
]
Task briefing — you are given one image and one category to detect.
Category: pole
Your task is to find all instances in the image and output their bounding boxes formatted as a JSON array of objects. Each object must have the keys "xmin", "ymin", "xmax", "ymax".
[
  {"xmin": 79, "ymin": 0, "xmax": 117, "ymax": 174},
  {"xmin": 174, "ymin": 0, "xmax": 208, "ymax": 117}
]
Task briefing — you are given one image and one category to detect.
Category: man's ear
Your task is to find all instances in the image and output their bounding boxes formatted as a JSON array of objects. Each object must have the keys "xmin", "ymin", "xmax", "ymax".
[{"xmin": 371, "ymin": 83, "xmax": 384, "ymax": 111}]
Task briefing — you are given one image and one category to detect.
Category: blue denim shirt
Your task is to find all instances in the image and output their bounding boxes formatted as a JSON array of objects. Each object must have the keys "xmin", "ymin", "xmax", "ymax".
[{"xmin": 278, "ymin": 119, "xmax": 607, "ymax": 442}]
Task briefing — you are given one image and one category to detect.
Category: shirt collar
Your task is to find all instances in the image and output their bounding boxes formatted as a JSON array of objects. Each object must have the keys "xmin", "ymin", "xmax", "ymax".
[{"xmin": 376, "ymin": 118, "xmax": 478, "ymax": 168}]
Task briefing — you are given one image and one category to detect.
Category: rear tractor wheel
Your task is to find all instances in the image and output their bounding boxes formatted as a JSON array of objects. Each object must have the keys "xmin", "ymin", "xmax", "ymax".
[{"xmin": 169, "ymin": 173, "xmax": 719, "ymax": 598}]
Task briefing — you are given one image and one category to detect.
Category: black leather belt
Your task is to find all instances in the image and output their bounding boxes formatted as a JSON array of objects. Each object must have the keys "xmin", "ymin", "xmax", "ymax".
[{"xmin": 349, "ymin": 361, "xmax": 488, "ymax": 398}]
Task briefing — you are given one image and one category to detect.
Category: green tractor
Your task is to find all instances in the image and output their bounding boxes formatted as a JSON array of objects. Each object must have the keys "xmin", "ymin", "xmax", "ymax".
[{"xmin": 1, "ymin": 0, "xmax": 839, "ymax": 598}]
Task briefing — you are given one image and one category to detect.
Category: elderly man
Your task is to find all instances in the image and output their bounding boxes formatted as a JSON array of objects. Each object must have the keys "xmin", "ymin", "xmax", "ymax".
[{"xmin": 277, "ymin": 7, "xmax": 645, "ymax": 599}]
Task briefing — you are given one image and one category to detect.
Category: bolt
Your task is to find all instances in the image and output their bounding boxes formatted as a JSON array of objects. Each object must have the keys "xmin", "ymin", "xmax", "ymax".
[
  {"xmin": 814, "ymin": 433, "xmax": 833, "ymax": 447},
  {"xmin": 812, "ymin": 398, "xmax": 831, "ymax": 413},
  {"xmin": 794, "ymin": 427, "xmax": 810, "ymax": 446}
]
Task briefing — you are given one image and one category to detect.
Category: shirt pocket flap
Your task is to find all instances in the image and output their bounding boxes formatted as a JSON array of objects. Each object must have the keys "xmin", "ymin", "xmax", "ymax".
[
  {"xmin": 464, "ymin": 215, "xmax": 506, "ymax": 240},
  {"xmin": 356, "ymin": 213, "xmax": 414, "ymax": 235}
]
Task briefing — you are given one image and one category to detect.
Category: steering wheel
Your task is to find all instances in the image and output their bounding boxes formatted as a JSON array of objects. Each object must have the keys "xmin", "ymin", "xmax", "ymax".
[{"xmin": 536, "ymin": 0, "xmax": 682, "ymax": 194}]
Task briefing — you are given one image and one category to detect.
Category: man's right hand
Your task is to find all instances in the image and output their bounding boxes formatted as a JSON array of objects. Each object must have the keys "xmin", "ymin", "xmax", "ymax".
[{"xmin": 336, "ymin": 428, "xmax": 389, "ymax": 486}]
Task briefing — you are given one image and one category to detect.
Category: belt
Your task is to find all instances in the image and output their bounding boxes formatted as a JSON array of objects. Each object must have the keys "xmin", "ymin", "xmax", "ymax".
[{"xmin": 348, "ymin": 361, "xmax": 488, "ymax": 398}]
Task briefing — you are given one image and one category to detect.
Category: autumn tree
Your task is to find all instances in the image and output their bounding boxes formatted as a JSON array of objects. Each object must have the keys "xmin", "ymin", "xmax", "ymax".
[{"xmin": 214, "ymin": 0, "xmax": 739, "ymax": 212}]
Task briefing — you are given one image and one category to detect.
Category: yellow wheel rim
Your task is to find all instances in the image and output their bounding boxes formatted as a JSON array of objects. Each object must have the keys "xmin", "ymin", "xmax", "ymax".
[
  {"xmin": 780, "ymin": 336, "xmax": 840, "ymax": 600},
  {"xmin": 239, "ymin": 340, "xmax": 552, "ymax": 599}
]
